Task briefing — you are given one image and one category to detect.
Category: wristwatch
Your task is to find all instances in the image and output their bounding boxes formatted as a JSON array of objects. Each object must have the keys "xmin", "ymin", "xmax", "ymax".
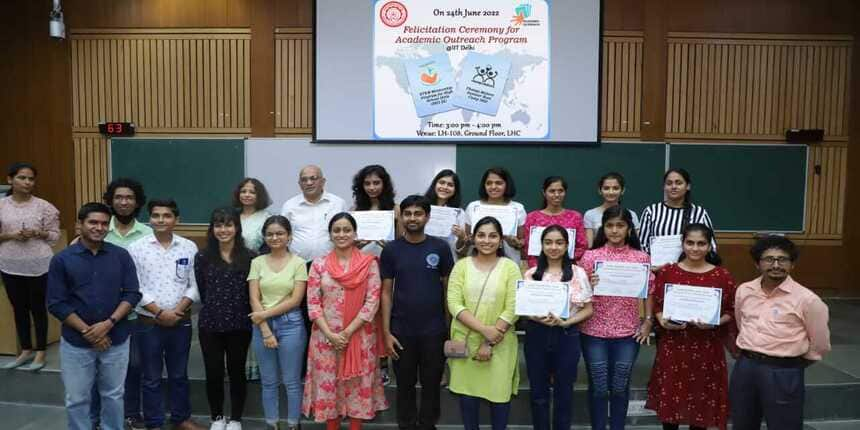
[{"xmin": 108, "ymin": 316, "xmax": 118, "ymax": 325}]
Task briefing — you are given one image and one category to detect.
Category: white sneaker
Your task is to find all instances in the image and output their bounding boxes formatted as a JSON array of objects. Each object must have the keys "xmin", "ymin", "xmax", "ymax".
[
  {"xmin": 210, "ymin": 417, "xmax": 228, "ymax": 430},
  {"xmin": 225, "ymin": 421, "xmax": 243, "ymax": 430}
]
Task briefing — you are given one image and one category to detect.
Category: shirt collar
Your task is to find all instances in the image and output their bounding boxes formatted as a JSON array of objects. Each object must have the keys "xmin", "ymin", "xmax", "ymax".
[
  {"xmin": 72, "ymin": 240, "xmax": 109, "ymax": 255},
  {"xmin": 755, "ymin": 275, "xmax": 797, "ymax": 295},
  {"xmin": 109, "ymin": 216, "xmax": 146, "ymax": 235},
  {"xmin": 147, "ymin": 234, "xmax": 178, "ymax": 248},
  {"xmin": 301, "ymin": 192, "xmax": 331, "ymax": 206}
]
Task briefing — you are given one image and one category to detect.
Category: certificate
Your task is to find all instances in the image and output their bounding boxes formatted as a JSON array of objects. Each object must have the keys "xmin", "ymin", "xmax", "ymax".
[
  {"xmin": 527, "ymin": 226, "xmax": 576, "ymax": 257},
  {"xmin": 593, "ymin": 261, "xmax": 650, "ymax": 298},
  {"xmin": 650, "ymin": 235, "xmax": 683, "ymax": 266},
  {"xmin": 426, "ymin": 205, "xmax": 460, "ymax": 238},
  {"xmin": 473, "ymin": 204, "xmax": 517, "ymax": 236},
  {"xmin": 350, "ymin": 211, "xmax": 395, "ymax": 241},
  {"xmin": 662, "ymin": 284, "xmax": 722, "ymax": 325},
  {"xmin": 515, "ymin": 280, "xmax": 570, "ymax": 319}
]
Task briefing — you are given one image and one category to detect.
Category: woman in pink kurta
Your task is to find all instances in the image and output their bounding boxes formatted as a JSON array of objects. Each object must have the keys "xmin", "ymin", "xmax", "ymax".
[{"xmin": 302, "ymin": 212, "xmax": 388, "ymax": 430}]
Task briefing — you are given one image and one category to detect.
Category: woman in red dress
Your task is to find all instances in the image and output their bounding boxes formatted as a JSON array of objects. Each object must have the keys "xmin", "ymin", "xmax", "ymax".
[{"xmin": 646, "ymin": 223, "xmax": 735, "ymax": 430}]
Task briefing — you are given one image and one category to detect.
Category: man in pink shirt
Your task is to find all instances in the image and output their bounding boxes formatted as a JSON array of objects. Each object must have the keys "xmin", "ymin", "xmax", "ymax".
[{"xmin": 730, "ymin": 236, "xmax": 831, "ymax": 430}]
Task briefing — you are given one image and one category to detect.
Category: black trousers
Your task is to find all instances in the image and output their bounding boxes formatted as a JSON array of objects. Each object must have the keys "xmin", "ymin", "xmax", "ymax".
[
  {"xmin": 198, "ymin": 329, "xmax": 252, "ymax": 421},
  {"xmin": 729, "ymin": 354, "xmax": 806, "ymax": 430},
  {"xmin": 1, "ymin": 272, "xmax": 48, "ymax": 351},
  {"xmin": 391, "ymin": 332, "xmax": 446, "ymax": 430}
]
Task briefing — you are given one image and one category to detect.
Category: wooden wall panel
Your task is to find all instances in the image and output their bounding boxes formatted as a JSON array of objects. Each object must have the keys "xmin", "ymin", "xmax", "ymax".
[
  {"xmin": 602, "ymin": 31, "xmax": 644, "ymax": 138},
  {"xmin": 73, "ymin": 137, "xmax": 109, "ymax": 209},
  {"xmin": 666, "ymin": 33, "xmax": 853, "ymax": 140},
  {"xmin": 70, "ymin": 29, "xmax": 251, "ymax": 134},
  {"xmin": 806, "ymin": 144, "xmax": 849, "ymax": 239},
  {"xmin": 274, "ymin": 28, "xmax": 313, "ymax": 135}
]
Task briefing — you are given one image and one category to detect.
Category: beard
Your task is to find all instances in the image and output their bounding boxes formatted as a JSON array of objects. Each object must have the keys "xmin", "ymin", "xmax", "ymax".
[{"xmin": 114, "ymin": 213, "xmax": 137, "ymax": 225}]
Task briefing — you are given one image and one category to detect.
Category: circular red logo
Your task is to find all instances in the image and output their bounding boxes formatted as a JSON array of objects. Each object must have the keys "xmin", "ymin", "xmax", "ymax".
[{"xmin": 380, "ymin": 1, "xmax": 408, "ymax": 27}]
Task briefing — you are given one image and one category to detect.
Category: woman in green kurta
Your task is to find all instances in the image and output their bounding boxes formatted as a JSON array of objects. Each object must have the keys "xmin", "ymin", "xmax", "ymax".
[{"xmin": 447, "ymin": 216, "xmax": 522, "ymax": 430}]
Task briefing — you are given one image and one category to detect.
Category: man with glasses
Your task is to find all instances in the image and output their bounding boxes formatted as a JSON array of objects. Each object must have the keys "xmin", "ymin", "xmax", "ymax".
[
  {"xmin": 281, "ymin": 165, "xmax": 348, "ymax": 263},
  {"xmin": 730, "ymin": 235, "xmax": 831, "ymax": 430},
  {"xmin": 280, "ymin": 165, "xmax": 348, "ymax": 374}
]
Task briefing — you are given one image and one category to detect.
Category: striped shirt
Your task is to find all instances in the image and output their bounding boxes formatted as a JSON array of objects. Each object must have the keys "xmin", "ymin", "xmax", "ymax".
[{"xmin": 639, "ymin": 202, "xmax": 715, "ymax": 253}]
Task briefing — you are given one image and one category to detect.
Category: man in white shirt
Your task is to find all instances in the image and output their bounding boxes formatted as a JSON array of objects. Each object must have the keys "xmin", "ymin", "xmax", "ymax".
[
  {"xmin": 281, "ymin": 165, "xmax": 348, "ymax": 262},
  {"xmin": 127, "ymin": 199, "xmax": 204, "ymax": 430}
]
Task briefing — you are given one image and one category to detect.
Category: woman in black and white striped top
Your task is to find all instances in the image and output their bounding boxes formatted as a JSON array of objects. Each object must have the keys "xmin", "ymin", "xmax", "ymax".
[{"xmin": 639, "ymin": 168, "xmax": 716, "ymax": 259}]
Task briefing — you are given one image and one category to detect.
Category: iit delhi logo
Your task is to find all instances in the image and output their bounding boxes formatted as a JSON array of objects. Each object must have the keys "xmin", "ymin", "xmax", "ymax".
[{"xmin": 380, "ymin": 1, "xmax": 408, "ymax": 28}]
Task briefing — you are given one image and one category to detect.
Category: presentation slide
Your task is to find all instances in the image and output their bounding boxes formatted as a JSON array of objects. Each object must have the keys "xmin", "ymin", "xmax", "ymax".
[{"xmin": 316, "ymin": 0, "xmax": 601, "ymax": 143}]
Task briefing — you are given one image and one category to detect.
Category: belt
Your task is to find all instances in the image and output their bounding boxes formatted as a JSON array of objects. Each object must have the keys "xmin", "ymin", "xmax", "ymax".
[
  {"xmin": 138, "ymin": 315, "xmax": 191, "ymax": 325},
  {"xmin": 741, "ymin": 349, "xmax": 808, "ymax": 367}
]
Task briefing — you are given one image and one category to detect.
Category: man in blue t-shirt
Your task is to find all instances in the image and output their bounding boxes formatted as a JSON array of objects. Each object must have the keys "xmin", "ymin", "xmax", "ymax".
[{"xmin": 381, "ymin": 195, "xmax": 455, "ymax": 430}]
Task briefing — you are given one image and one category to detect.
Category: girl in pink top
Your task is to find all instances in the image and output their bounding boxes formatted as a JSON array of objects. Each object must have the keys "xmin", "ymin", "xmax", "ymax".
[
  {"xmin": 578, "ymin": 205, "xmax": 654, "ymax": 430},
  {"xmin": 0, "ymin": 162, "xmax": 60, "ymax": 371},
  {"xmin": 522, "ymin": 176, "xmax": 588, "ymax": 268}
]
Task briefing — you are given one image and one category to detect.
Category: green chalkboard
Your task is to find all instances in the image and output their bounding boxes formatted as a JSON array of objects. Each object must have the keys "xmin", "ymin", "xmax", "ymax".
[
  {"xmin": 110, "ymin": 138, "xmax": 245, "ymax": 224},
  {"xmin": 669, "ymin": 144, "xmax": 807, "ymax": 232},
  {"xmin": 455, "ymin": 143, "xmax": 667, "ymax": 216}
]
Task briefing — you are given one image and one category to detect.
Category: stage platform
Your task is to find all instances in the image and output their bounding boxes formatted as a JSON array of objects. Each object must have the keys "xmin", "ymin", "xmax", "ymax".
[{"xmin": 3, "ymin": 299, "xmax": 860, "ymax": 429}]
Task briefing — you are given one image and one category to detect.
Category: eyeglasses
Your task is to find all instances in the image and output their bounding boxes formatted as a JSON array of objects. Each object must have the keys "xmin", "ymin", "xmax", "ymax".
[
  {"xmin": 300, "ymin": 176, "xmax": 321, "ymax": 183},
  {"xmin": 760, "ymin": 256, "xmax": 792, "ymax": 265}
]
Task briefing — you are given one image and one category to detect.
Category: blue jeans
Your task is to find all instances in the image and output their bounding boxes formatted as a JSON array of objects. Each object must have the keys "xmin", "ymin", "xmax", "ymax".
[
  {"xmin": 90, "ymin": 318, "xmax": 144, "ymax": 424},
  {"xmin": 524, "ymin": 321, "xmax": 582, "ymax": 430},
  {"xmin": 458, "ymin": 394, "xmax": 511, "ymax": 430},
  {"xmin": 138, "ymin": 320, "xmax": 193, "ymax": 428},
  {"xmin": 60, "ymin": 338, "xmax": 130, "ymax": 430},
  {"xmin": 252, "ymin": 309, "xmax": 307, "ymax": 426},
  {"xmin": 729, "ymin": 355, "xmax": 806, "ymax": 430},
  {"xmin": 581, "ymin": 334, "xmax": 639, "ymax": 430}
]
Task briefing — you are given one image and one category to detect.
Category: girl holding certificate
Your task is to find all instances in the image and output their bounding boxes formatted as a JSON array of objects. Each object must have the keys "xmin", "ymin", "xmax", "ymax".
[
  {"xmin": 522, "ymin": 176, "xmax": 588, "ymax": 267},
  {"xmin": 523, "ymin": 225, "xmax": 593, "ymax": 430},
  {"xmin": 646, "ymin": 223, "xmax": 735, "ymax": 430},
  {"xmin": 351, "ymin": 164, "xmax": 398, "ymax": 384},
  {"xmin": 424, "ymin": 169, "xmax": 468, "ymax": 257},
  {"xmin": 351, "ymin": 164, "xmax": 402, "ymax": 257},
  {"xmin": 447, "ymin": 216, "xmax": 522, "ymax": 430},
  {"xmin": 639, "ymin": 168, "xmax": 716, "ymax": 262},
  {"xmin": 584, "ymin": 172, "xmax": 641, "ymax": 247},
  {"xmin": 464, "ymin": 167, "xmax": 527, "ymax": 267},
  {"xmin": 303, "ymin": 213, "xmax": 389, "ymax": 430},
  {"xmin": 579, "ymin": 206, "xmax": 654, "ymax": 430}
]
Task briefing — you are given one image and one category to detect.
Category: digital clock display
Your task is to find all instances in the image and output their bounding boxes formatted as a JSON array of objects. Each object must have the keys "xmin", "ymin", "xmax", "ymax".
[{"xmin": 98, "ymin": 122, "xmax": 135, "ymax": 136}]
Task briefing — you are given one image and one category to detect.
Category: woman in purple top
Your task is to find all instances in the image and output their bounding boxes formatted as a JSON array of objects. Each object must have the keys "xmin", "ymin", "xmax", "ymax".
[
  {"xmin": 194, "ymin": 207, "xmax": 254, "ymax": 429},
  {"xmin": 0, "ymin": 162, "xmax": 60, "ymax": 371}
]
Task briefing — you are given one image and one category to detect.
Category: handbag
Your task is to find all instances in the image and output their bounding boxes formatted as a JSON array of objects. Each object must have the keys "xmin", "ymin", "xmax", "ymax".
[{"xmin": 444, "ymin": 262, "xmax": 497, "ymax": 358}]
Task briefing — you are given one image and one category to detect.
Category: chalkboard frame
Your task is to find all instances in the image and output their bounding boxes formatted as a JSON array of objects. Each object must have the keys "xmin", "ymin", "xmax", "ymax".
[{"xmin": 667, "ymin": 142, "xmax": 808, "ymax": 233}]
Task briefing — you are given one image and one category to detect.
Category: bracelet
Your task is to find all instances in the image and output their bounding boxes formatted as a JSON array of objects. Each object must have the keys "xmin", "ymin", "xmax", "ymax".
[
  {"xmin": 155, "ymin": 309, "xmax": 164, "ymax": 320},
  {"xmin": 262, "ymin": 334, "xmax": 273, "ymax": 339},
  {"xmin": 108, "ymin": 316, "xmax": 118, "ymax": 325}
]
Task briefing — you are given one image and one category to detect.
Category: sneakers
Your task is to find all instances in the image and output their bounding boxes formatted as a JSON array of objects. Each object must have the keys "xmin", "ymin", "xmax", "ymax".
[
  {"xmin": 125, "ymin": 416, "xmax": 146, "ymax": 430},
  {"xmin": 209, "ymin": 417, "xmax": 227, "ymax": 430},
  {"xmin": 225, "ymin": 421, "xmax": 242, "ymax": 430}
]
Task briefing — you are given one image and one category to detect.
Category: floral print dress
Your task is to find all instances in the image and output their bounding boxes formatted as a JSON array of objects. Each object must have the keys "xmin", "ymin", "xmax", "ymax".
[{"xmin": 302, "ymin": 257, "xmax": 389, "ymax": 421}]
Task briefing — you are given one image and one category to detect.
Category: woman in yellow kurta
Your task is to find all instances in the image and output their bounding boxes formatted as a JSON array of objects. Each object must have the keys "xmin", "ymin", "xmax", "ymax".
[{"xmin": 447, "ymin": 216, "xmax": 522, "ymax": 430}]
